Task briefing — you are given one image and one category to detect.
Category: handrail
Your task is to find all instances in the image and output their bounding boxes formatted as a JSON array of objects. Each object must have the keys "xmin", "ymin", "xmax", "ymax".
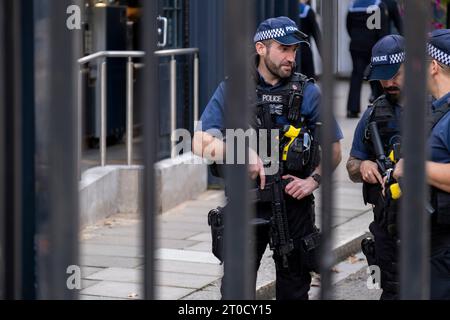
[
  {"xmin": 78, "ymin": 50, "xmax": 145, "ymax": 65},
  {"xmin": 154, "ymin": 48, "xmax": 199, "ymax": 57},
  {"xmin": 77, "ymin": 50, "xmax": 145, "ymax": 175},
  {"xmin": 154, "ymin": 48, "xmax": 200, "ymax": 158},
  {"xmin": 77, "ymin": 48, "xmax": 199, "ymax": 174}
]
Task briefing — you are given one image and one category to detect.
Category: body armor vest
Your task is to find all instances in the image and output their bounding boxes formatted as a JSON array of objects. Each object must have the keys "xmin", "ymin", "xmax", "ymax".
[
  {"xmin": 253, "ymin": 73, "xmax": 311, "ymax": 129},
  {"xmin": 429, "ymin": 102, "xmax": 450, "ymax": 225},
  {"xmin": 252, "ymin": 73, "xmax": 317, "ymax": 176},
  {"xmin": 362, "ymin": 95, "xmax": 401, "ymax": 206}
]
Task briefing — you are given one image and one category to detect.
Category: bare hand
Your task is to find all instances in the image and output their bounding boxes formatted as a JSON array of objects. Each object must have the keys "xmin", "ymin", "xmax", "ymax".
[
  {"xmin": 248, "ymin": 148, "xmax": 266, "ymax": 189},
  {"xmin": 393, "ymin": 159, "xmax": 404, "ymax": 181},
  {"xmin": 360, "ymin": 160, "xmax": 383, "ymax": 185},
  {"xmin": 282, "ymin": 174, "xmax": 319, "ymax": 200}
]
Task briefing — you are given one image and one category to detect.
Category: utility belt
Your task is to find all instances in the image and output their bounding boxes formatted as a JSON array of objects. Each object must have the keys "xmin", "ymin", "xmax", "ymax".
[{"xmin": 207, "ymin": 198, "xmax": 321, "ymax": 272}]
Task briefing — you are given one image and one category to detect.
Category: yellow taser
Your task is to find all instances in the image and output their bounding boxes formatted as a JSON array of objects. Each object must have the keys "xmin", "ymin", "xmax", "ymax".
[{"xmin": 282, "ymin": 126, "xmax": 301, "ymax": 161}]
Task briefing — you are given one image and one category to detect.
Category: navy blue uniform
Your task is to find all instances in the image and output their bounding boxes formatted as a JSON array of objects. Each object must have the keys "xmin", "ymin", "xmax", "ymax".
[
  {"xmin": 381, "ymin": 0, "xmax": 403, "ymax": 35},
  {"xmin": 428, "ymin": 92, "xmax": 450, "ymax": 300},
  {"xmin": 350, "ymin": 102, "xmax": 401, "ymax": 300},
  {"xmin": 199, "ymin": 73, "xmax": 343, "ymax": 238},
  {"xmin": 198, "ymin": 65, "xmax": 343, "ymax": 300},
  {"xmin": 426, "ymin": 28, "xmax": 450, "ymax": 299},
  {"xmin": 297, "ymin": 3, "xmax": 322, "ymax": 79},
  {"xmin": 346, "ymin": 0, "xmax": 389, "ymax": 115}
]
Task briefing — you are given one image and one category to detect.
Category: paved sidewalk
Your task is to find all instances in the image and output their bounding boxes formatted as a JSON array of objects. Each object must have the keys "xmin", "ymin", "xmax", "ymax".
[
  {"xmin": 78, "ymin": 80, "xmax": 376, "ymax": 300},
  {"xmin": 79, "ymin": 192, "xmax": 226, "ymax": 300}
]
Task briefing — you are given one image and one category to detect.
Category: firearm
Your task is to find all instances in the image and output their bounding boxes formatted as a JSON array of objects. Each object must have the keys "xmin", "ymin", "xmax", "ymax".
[
  {"xmin": 267, "ymin": 170, "xmax": 294, "ymax": 268},
  {"xmin": 367, "ymin": 121, "xmax": 403, "ymax": 235},
  {"xmin": 367, "ymin": 122, "xmax": 434, "ymax": 234},
  {"xmin": 252, "ymin": 123, "xmax": 321, "ymax": 268},
  {"xmin": 367, "ymin": 122, "xmax": 401, "ymax": 200}
]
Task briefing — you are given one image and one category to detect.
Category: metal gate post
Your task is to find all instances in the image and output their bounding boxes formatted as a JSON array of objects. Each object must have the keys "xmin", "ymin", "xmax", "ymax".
[{"xmin": 400, "ymin": 0, "xmax": 430, "ymax": 300}]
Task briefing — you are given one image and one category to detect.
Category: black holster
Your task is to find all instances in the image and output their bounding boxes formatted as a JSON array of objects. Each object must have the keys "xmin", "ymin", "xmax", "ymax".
[
  {"xmin": 363, "ymin": 183, "xmax": 381, "ymax": 206},
  {"xmin": 207, "ymin": 205, "xmax": 271, "ymax": 264},
  {"xmin": 361, "ymin": 237, "xmax": 377, "ymax": 267},
  {"xmin": 208, "ymin": 206, "xmax": 225, "ymax": 263}
]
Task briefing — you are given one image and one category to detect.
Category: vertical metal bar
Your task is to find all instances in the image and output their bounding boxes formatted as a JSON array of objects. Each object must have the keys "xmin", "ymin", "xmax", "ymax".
[
  {"xmin": 400, "ymin": 0, "xmax": 430, "ymax": 300},
  {"xmin": 223, "ymin": 0, "xmax": 255, "ymax": 300},
  {"xmin": 78, "ymin": 70, "xmax": 83, "ymax": 178},
  {"xmin": 11, "ymin": 0, "xmax": 23, "ymax": 299},
  {"xmin": 101, "ymin": 61, "xmax": 107, "ymax": 166},
  {"xmin": 142, "ymin": 0, "xmax": 158, "ymax": 300},
  {"xmin": 42, "ymin": 0, "xmax": 79, "ymax": 299},
  {"xmin": 0, "ymin": 0, "xmax": 7, "ymax": 299},
  {"xmin": 193, "ymin": 53, "xmax": 199, "ymax": 125},
  {"xmin": 170, "ymin": 55, "xmax": 177, "ymax": 158},
  {"xmin": 127, "ymin": 57, "xmax": 134, "ymax": 166},
  {"xmin": 20, "ymin": 0, "xmax": 36, "ymax": 300},
  {"xmin": 269, "ymin": 0, "xmax": 275, "ymax": 17},
  {"xmin": 320, "ymin": 0, "xmax": 336, "ymax": 300},
  {"xmin": 3, "ymin": 0, "xmax": 23, "ymax": 300}
]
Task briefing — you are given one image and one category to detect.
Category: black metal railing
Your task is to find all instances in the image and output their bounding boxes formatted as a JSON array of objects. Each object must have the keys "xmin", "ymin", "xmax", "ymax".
[{"xmin": 0, "ymin": 0, "xmax": 435, "ymax": 301}]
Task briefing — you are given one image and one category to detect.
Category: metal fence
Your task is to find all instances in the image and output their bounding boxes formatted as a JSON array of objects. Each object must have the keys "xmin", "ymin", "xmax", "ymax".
[{"xmin": 0, "ymin": 0, "xmax": 433, "ymax": 300}]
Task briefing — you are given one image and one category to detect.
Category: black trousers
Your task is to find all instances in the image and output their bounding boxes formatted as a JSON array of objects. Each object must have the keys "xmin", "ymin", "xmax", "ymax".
[
  {"xmin": 430, "ymin": 245, "xmax": 450, "ymax": 299},
  {"xmin": 369, "ymin": 221, "xmax": 399, "ymax": 300},
  {"xmin": 347, "ymin": 50, "xmax": 383, "ymax": 113},
  {"xmin": 220, "ymin": 198, "xmax": 315, "ymax": 300},
  {"xmin": 257, "ymin": 224, "xmax": 312, "ymax": 300}
]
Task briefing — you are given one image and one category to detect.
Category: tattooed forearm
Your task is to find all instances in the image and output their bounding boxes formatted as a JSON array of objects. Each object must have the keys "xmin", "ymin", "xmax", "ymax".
[{"xmin": 346, "ymin": 156, "xmax": 363, "ymax": 183}]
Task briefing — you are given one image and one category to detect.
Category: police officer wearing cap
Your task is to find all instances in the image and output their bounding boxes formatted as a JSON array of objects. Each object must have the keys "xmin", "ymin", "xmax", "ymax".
[
  {"xmin": 393, "ymin": 29, "xmax": 450, "ymax": 299},
  {"xmin": 347, "ymin": 35, "xmax": 405, "ymax": 300},
  {"xmin": 193, "ymin": 16, "xmax": 343, "ymax": 300},
  {"xmin": 346, "ymin": 0, "xmax": 389, "ymax": 118}
]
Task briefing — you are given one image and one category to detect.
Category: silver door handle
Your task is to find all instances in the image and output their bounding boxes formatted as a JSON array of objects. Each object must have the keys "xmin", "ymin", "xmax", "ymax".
[{"xmin": 157, "ymin": 16, "xmax": 168, "ymax": 48}]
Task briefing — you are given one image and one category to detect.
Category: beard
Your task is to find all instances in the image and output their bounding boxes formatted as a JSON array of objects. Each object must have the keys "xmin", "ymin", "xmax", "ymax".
[
  {"xmin": 384, "ymin": 86, "xmax": 401, "ymax": 104},
  {"xmin": 264, "ymin": 54, "xmax": 295, "ymax": 79}
]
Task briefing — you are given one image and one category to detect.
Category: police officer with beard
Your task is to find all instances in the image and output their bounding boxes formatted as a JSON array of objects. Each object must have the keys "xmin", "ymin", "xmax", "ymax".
[
  {"xmin": 394, "ymin": 29, "xmax": 450, "ymax": 299},
  {"xmin": 193, "ymin": 16, "xmax": 343, "ymax": 300},
  {"xmin": 346, "ymin": 35, "xmax": 405, "ymax": 299}
]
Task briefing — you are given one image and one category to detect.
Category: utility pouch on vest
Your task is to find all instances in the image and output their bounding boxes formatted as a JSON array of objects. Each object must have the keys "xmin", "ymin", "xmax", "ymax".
[
  {"xmin": 362, "ymin": 183, "xmax": 381, "ymax": 205},
  {"xmin": 300, "ymin": 226, "xmax": 321, "ymax": 273}
]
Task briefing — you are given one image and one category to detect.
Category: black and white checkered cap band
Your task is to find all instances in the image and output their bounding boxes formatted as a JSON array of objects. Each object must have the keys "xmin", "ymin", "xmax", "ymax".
[
  {"xmin": 427, "ymin": 43, "xmax": 450, "ymax": 66},
  {"xmin": 254, "ymin": 27, "xmax": 288, "ymax": 42},
  {"xmin": 371, "ymin": 52, "xmax": 405, "ymax": 65}
]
